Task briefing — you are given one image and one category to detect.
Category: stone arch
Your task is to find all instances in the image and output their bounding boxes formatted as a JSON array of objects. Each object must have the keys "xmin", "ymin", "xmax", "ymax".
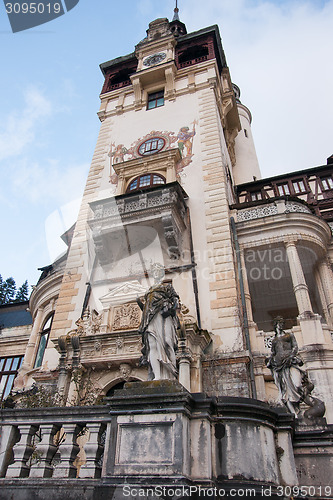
[{"xmin": 98, "ymin": 368, "xmax": 147, "ymax": 397}]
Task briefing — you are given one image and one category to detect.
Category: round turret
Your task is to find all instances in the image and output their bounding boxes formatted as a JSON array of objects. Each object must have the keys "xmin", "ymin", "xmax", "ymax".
[{"xmin": 232, "ymin": 84, "xmax": 261, "ymax": 184}]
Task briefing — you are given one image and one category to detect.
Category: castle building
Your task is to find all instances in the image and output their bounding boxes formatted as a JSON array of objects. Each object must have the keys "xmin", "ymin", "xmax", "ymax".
[{"xmin": 0, "ymin": 8, "xmax": 332, "ymax": 499}]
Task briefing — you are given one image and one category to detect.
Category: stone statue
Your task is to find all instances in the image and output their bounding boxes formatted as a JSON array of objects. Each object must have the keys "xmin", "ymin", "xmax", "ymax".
[
  {"xmin": 266, "ymin": 316, "xmax": 325, "ymax": 419},
  {"xmin": 137, "ymin": 264, "xmax": 179, "ymax": 381}
]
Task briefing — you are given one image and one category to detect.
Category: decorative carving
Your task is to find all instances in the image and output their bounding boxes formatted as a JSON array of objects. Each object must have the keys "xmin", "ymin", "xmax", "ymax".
[
  {"xmin": 100, "ymin": 281, "xmax": 147, "ymax": 308},
  {"xmin": 94, "ymin": 341, "xmax": 102, "ymax": 352},
  {"xmin": 74, "ymin": 308, "xmax": 102, "ymax": 337},
  {"xmin": 266, "ymin": 316, "xmax": 325, "ymax": 420},
  {"xmin": 112, "ymin": 303, "xmax": 141, "ymax": 331},
  {"xmin": 162, "ymin": 214, "xmax": 180, "ymax": 258},
  {"xmin": 89, "ymin": 184, "xmax": 188, "ymax": 266},
  {"xmin": 143, "ymin": 52, "xmax": 167, "ymax": 67},
  {"xmin": 116, "ymin": 338, "xmax": 124, "ymax": 350},
  {"xmin": 285, "ymin": 202, "xmax": 312, "ymax": 214},
  {"xmin": 119, "ymin": 363, "xmax": 132, "ymax": 380},
  {"xmin": 237, "ymin": 204, "xmax": 278, "ymax": 222},
  {"xmin": 264, "ymin": 335, "xmax": 275, "ymax": 350},
  {"xmin": 238, "ymin": 201, "xmax": 312, "ymax": 223}
]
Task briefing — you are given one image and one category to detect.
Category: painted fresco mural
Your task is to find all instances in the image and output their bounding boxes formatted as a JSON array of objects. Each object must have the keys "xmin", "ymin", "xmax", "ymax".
[{"xmin": 108, "ymin": 121, "xmax": 197, "ymax": 185}]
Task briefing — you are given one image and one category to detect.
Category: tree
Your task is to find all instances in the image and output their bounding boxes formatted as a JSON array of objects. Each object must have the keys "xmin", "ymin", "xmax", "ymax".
[
  {"xmin": 15, "ymin": 280, "xmax": 29, "ymax": 302},
  {"xmin": 0, "ymin": 275, "xmax": 30, "ymax": 305}
]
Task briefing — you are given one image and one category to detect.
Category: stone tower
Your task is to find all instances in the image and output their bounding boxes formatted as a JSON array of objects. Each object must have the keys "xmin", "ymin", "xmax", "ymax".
[
  {"xmin": 2, "ymin": 7, "xmax": 333, "ymax": 496},
  {"xmin": 40, "ymin": 11, "xmax": 259, "ymax": 401}
]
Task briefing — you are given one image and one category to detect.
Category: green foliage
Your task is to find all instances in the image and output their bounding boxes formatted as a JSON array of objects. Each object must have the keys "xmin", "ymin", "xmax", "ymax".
[
  {"xmin": 14, "ymin": 370, "xmax": 102, "ymax": 409},
  {"xmin": 14, "ymin": 280, "xmax": 30, "ymax": 302},
  {"xmin": 0, "ymin": 275, "xmax": 30, "ymax": 305},
  {"xmin": 69, "ymin": 369, "xmax": 103, "ymax": 406},
  {"xmin": 15, "ymin": 385, "xmax": 62, "ymax": 408}
]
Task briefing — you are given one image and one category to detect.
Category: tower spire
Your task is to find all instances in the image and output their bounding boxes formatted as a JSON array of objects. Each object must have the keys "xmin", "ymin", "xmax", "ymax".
[
  {"xmin": 173, "ymin": 0, "xmax": 180, "ymax": 21},
  {"xmin": 170, "ymin": 0, "xmax": 186, "ymax": 35}
]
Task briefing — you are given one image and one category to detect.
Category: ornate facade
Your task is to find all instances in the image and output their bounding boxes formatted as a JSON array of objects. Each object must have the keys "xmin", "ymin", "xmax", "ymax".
[{"xmin": 1, "ymin": 8, "xmax": 332, "ymax": 499}]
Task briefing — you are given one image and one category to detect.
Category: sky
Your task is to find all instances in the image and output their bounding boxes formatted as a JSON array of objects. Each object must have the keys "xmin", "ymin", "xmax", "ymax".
[{"xmin": 0, "ymin": 0, "xmax": 332, "ymax": 290}]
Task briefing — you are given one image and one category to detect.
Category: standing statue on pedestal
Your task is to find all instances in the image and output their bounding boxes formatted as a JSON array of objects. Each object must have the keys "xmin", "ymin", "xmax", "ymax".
[
  {"xmin": 266, "ymin": 316, "xmax": 325, "ymax": 419},
  {"xmin": 137, "ymin": 264, "xmax": 179, "ymax": 381}
]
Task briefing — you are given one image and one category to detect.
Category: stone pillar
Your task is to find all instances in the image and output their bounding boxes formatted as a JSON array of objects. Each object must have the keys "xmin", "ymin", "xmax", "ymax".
[
  {"xmin": 285, "ymin": 240, "xmax": 313, "ymax": 315},
  {"xmin": 0, "ymin": 425, "xmax": 19, "ymax": 477},
  {"xmin": 21, "ymin": 308, "xmax": 44, "ymax": 369},
  {"xmin": 240, "ymin": 249, "xmax": 254, "ymax": 323},
  {"xmin": 6, "ymin": 424, "xmax": 39, "ymax": 478},
  {"xmin": 318, "ymin": 259, "xmax": 333, "ymax": 326},
  {"xmin": 285, "ymin": 242, "xmax": 326, "ymax": 344},
  {"xmin": 178, "ymin": 353, "xmax": 192, "ymax": 392},
  {"xmin": 53, "ymin": 423, "xmax": 82, "ymax": 478},
  {"xmin": 275, "ymin": 430, "xmax": 298, "ymax": 486},
  {"xmin": 57, "ymin": 335, "xmax": 70, "ymax": 403},
  {"xmin": 80, "ymin": 423, "xmax": 106, "ymax": 479},
  {"xmin": 315, "ymin": 267, "xmax": 330, "ymax": 326},
  {"xmin": 29, "ymin": 424, "xmax": 61, "ymax": 478}
]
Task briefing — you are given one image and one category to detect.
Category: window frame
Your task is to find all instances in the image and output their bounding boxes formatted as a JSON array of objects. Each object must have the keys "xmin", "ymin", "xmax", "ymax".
[
  {"xmin": 0, "ymin": 355, "xmax": 23, "ymax": 401},
  {"xmin": 137, "ymin": 137, "xmax": 166, "ymax": 157},
  {"xmin": 34, "ymin": 313, "xmax": 54, "ymax": 369},
  {"xmin": 147, "ymin": 90, "xmax": 164, "ymax": 110},
  {"xmin": 320, "ymin": 176, "xmax": 333, "ymax": 192},
  {"xmin": 126, "ymin": 173, "xmax": 166, "ymax": 193}
]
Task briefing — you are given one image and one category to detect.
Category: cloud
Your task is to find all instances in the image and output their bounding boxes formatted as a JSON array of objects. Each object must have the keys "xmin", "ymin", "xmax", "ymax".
[
  {"xmin": 45, "ymin": 198, "xmax": 82, "ymax": 263},
  {"xmin": 12, "ymin": 158, "xmax": 89, "ymax": 205},
  {"xmin": 0, "ymin": 86, "xmax": 52, "ymax": 161},
  {"xmin": 181, "ymin": 0, "xmax": 333, "ymax": 176}
]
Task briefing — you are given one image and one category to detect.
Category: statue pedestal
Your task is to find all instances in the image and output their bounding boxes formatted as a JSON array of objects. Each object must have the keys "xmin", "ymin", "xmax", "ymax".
[{"xmin": 102, "ymin": 380, "xmax": 213, "ymax": 483}]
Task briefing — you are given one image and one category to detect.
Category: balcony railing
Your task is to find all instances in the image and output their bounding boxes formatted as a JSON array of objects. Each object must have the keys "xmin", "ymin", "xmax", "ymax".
[
  {"xmin": 234, "ymin": 165, "xmax": 333, "ymax": 222},
  {"xmin": 0, "ymin": 405, "xmax": 109, "ymax": 479}
]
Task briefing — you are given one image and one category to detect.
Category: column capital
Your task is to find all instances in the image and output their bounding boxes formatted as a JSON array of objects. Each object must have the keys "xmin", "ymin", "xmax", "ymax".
[{"xmin": 284, "ymin": 237, "xmax": 298, "ymax": 248}]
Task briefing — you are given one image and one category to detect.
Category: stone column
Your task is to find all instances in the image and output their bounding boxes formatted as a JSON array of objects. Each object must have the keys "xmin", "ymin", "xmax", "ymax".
[
  {"xmin": 178, "ymin": 353, "xmax": 192, "ymax": 392},
  {"xmin": 21, "ymin": 308, "xmax": 44, "ymax": 370},
  {"xmin": 0, "ymin": 425, "xmax": 19, "ymax": 477},
  {"xmin": 6, "ymin": 424, "xmax": 39, "ymax": 478},
  {"xmin": 285, "ymin": 240, "xmax": 313, "ymax": 315},
  {"xmin": 52, "ymin": 423, "xmax": 82, "ymax": 478},
  {"xmin": 314, "ymin": 267, "xmax": 330, "ymax": 325},
  {"xmin": 318, "ymin": 259, "xmax": 333, "ymax": 325},
  {"xmin": 80, "ymin": 423, "xmax": 106, "ymax": 479},
  {"xmin": 275, "ymin": 430, "xmax": 298, "ymax": 486},
  {"xmin": 240, "ymin": 249, "xmax": 254, "ymax": 323},
  {"xmin": 29, "ymin": 424, "xmax": 61, "ymax": 478}
]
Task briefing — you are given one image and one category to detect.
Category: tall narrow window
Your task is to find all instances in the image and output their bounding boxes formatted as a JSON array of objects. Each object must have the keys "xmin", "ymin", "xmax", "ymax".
[
  {"xmin": 34, "ymin": 314, "xmax": 54, "ymax": 368},
  {"xmin": 0, "ymin": 356, "xmax": 23, "ymax": 401},
  {"xmin": 147, "ymin": 90, "xmax": 164, "ymax": 110}
]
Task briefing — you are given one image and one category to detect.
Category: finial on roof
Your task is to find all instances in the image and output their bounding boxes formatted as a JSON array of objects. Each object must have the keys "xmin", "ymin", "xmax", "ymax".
[
  {"xmin": 170, "ymin": 0, "xmax": 187, "ymax": 36},
  {"xmin": 173, "ymin": 0, "xmax": 180, "ymax": 21}
]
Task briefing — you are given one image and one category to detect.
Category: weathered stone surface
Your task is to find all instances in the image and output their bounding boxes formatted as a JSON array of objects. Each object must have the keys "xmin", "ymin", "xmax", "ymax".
[{"xmin": 202, "ymin": 356, "xmax": 251, "ymax": 397}]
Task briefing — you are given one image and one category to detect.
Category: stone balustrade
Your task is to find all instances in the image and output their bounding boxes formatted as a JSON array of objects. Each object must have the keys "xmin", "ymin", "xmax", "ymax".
[{"xmin": 0, "ymin": 405, "xmax": 109, "ymax": 480}]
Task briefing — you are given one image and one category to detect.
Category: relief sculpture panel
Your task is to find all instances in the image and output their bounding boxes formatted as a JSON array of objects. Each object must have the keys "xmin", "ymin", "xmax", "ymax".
[{"xmin": 111, "ymin": 303, "xmax": 142, "ymax": 331}]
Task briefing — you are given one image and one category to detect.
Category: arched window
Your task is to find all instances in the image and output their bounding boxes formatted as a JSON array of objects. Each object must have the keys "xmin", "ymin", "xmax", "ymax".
[
  {"xmin": 105, "ymin": 381, "xmax": 126, "ymax": 398},
  {"xmin": 126, "ymin": 173, "xmax": 166, "ymax": 193},
  {"xmin": 34, "ymin": 314, "xmax": 54, "ymax": 368}
]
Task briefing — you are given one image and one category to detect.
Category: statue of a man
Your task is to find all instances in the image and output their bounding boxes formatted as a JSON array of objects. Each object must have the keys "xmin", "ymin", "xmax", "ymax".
[
  {"xmin": 266, "ymin": 316, "xmax": 325, "ymax": 419},
  {"xmin": 137, "ymin": 265, "xmax": 179, "ymax": 381}
]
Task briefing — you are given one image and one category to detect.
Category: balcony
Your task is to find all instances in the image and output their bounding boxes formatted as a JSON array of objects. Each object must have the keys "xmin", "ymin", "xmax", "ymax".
[
  {"xmin": 0, "ymin": 383, "xmax": 297, "ymax": 494},
  {"xmin": 88, "ymin": 182, "xmax": 188, "ymax": 266},
  {"xmin": 234, "ymin": 164, "xmax": 333, "ymax": 223}
]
